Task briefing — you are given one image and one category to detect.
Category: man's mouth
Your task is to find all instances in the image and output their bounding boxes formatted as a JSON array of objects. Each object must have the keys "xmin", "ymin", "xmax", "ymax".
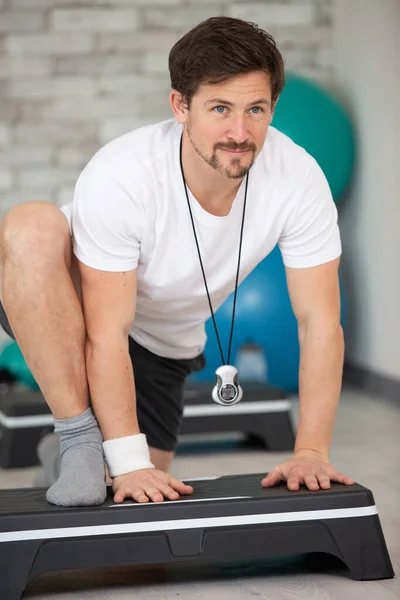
[{"xmin": 221, "ymin": 148, "xmax": 251, "ymax": 155}]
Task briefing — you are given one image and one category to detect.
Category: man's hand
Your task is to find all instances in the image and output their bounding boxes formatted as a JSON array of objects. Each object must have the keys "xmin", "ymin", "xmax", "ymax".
[
  {"xmin": 261, "ymin": 450, "xmax": 355, "ymax": 491},
  {"xmin": 112, "ymin": 469, "xmax": 194, "ymax": 503}
]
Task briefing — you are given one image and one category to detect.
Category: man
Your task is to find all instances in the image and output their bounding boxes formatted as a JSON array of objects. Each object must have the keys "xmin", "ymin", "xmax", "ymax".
[{"xmin": 0, "ymin": 16, "xmax": 354, "ymax": 507}]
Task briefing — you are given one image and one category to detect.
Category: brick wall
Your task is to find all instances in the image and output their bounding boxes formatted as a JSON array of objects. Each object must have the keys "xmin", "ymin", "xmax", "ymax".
[{"xmin": 0, "ymin": 0, "xmax": 334, "ymax": 216}]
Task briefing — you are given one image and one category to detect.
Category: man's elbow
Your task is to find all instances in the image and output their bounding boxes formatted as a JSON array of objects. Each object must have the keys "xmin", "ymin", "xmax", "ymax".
[
  {"xmin": 298, "ymin": 317, "xmax": 344, "ymax": 345},
  {"xmin": 85, "ymin": 328, "xmax": 131, "ymax": 358}
]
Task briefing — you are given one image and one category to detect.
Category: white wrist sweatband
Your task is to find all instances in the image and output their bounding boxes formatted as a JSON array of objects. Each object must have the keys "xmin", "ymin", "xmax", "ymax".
[{"xmin": 103, "ymin": 433, "xmax": 155, "ymax": 478}]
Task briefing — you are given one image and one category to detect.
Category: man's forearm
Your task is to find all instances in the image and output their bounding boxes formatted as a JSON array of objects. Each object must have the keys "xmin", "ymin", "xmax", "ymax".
[
  {"xmin": 85, "ymin": 339, "xmax": 140, "ymax": 441},
  {"xmin": 294, "ymin": 323, "xmax": 344, "ymax": 459}
]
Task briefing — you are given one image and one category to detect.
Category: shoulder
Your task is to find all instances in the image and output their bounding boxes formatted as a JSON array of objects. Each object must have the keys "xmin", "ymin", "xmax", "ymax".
[
  {"xmin": 257, "ymin": 126, "xmax": 317, "ymax": 185},
  {"xmin": 82, "ymin": 118, "xmax": 181, "ymax": 184}
]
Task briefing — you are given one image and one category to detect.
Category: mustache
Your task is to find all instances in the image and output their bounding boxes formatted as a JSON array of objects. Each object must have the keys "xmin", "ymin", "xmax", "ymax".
[{"xmin": 214, "ymin": 142, "xmax": 256, "ymax": 152}]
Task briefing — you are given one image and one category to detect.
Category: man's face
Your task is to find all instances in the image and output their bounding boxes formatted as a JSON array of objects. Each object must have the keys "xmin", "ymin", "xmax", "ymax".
[{"xmin": 183, "ymin": 71, "xmax": 274, "ymax": 180}]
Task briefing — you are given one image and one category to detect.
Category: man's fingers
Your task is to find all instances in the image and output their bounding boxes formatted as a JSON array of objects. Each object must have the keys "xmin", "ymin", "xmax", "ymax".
[
  {"xmin": 287, "ymin": 473, "xmax": 301, "ymax": 491},
  {"xmin": 133, "ymin": 488, "xmax": 149, "ymax": 503},
  {"xmin": 113, "ymin": 488, "xmax": 129, "ymax": 504},
  {"xmin": 159, "ymin": 486, "xmax": 180, "ymax": 501},
  {"xmin": 112, "ymin": 471, "xmax": 195, "ymax": 504},
  {"xmin": 303, "ymin": 472, "xmax": 320, "ymax": 490},
  {"xmin": 261, "ymin": 467, "xmax": 282, "ymax": 487},
  {"xmin": 169, "ymin": 476, "xmax": 194, "ymax": 495},
  {"xmin": 143, "ymin": 486, "xmax": 164, "ymax": 502},
  {"xmin": 316, "ymin": 471, "xmax": 331, "ymax": 489},
  {"xmin": 329, "ymin": 471, "xmax": 355, "ymax": 485},
  {"xmin": 260, "ymin": 459, "xmax": 356, "ymax": 493},
  {"xmin": 114, "ymin": 487, "xmax": 148, "ymax": 504}
]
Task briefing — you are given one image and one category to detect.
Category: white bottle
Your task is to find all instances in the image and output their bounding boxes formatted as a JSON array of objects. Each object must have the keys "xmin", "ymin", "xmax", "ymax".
[{"xmin": 235, "ymin": 341, "xmax": 268, "ymax": 382}]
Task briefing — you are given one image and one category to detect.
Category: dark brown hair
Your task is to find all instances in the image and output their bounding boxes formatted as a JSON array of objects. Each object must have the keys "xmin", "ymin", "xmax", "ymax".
[{"xmin": 169, "ymin": 16, "xmax": 285, "ymax": 108}]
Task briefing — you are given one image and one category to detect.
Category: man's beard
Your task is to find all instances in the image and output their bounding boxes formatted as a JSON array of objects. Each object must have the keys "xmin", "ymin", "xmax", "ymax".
[{"xmin": 186, "ymin": 120, "xmax": 256, "ymax": 180}]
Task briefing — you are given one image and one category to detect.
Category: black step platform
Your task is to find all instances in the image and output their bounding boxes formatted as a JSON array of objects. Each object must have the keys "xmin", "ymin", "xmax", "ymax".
[
  {"xmin": 0, "ymin": 473, "xmax": 394, "ymax": 599},
  {"xmin": 0, "ymin": 388, "xmax": 53, "ymax": 468},
  {"xmin": 0, "ymin": 382, "xmax": 294, "ymax": 468},
  {"xmin": 181, "ymin": 382, "xmax": 295, "ymax": 451}
]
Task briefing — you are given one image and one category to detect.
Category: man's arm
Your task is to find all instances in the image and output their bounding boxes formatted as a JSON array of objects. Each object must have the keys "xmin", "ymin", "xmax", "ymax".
[
  {"xmin": 285, "ymin": 257, "xmax": 344, "ymax": 459},
  {"xmin": 78, "ymin": 260, "xmax": 139, "ymax": 442},
  {"xmin": 76, "ymin": 258, "xmax": 194, "ymax": 503}
]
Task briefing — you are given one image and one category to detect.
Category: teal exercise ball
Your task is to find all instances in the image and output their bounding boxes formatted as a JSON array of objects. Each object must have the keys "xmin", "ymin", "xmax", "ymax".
[
  {"xmin": 191, "ymin": 245, "xmax": 348, "ymax": 393},
  {"xmin": 0, "ymin": 340, "xmax": 39, "ymax": 390},
  {"xmin": 272, "ymin": 72, "xmax": 355, "ymax": 202}
]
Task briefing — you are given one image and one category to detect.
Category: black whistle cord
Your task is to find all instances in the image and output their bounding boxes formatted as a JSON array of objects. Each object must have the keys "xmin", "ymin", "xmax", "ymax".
[{"xmin": 179, "ymin": 133, "xmax": 249, "ymax": 365}]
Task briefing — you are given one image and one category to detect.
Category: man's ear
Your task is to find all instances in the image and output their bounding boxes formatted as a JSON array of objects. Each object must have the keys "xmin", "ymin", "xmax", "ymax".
[
  {"xmin": 169, "ymin": 90, "xmax": 189, "ymax": 124},
  {"xmin": 271, "ymin": 95, "xmax": 280, "ymax": 115}
]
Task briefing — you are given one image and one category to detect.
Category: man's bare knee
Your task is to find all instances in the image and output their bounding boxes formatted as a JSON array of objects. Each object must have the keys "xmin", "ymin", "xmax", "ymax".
[{"xmin": 0, "ymin": 201, "xmax": 72, "ymax": 268}]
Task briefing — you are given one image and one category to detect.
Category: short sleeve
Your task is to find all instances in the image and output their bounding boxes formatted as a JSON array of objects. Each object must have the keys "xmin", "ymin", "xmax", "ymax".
[
  {"xmin": 71, "ymin": 159, "xmax": 146, "ymax": 272},
  {"xmin": 278, "ymin": 161, "xmax": 342, "ymax": 268}
]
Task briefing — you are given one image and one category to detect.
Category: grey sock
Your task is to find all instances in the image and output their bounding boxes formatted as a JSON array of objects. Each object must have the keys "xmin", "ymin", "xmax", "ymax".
[
  {"xmin": 46, "ymin": 407, "xmax": 107, "ymax": 507},
  {"xmin": 36, "ymin": 433, "xmax": 61, "ymax": 487}
]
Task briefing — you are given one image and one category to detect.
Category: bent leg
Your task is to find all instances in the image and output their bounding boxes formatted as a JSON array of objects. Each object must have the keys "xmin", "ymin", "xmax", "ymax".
[{"xmin": 0, "ymin": 201, "xmax": 106, "ymax": 506}]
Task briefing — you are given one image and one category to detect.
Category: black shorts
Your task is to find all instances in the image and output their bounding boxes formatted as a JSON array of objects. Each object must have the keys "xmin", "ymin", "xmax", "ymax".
[{"xmin": 0, "ymin": 301, "xmax": 205, "ymax": 452}]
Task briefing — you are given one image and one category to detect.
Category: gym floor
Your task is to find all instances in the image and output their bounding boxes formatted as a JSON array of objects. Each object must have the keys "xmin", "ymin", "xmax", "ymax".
[{"xmin": 0, "ymin": 386, "xmax": 399, "ymax": 600}]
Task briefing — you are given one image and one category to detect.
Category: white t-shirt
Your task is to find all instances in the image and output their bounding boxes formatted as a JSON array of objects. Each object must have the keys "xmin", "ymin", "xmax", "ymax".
[{"xmin": 60, "ymin": 118, "xmax": 341, "ymax": 360}]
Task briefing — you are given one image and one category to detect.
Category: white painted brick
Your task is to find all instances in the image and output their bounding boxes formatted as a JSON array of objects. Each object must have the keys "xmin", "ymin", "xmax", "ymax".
[
  {"xmin": 8, "ymin": 77, "xmax": 97, "ymax": 99},
  {"xmin": 0, "ymin": 1, "xmax": 335, "ymax": 215},
  {"xmin": 94, "ymin": 0, "xmax": 181, "ymax": 5},
  {"xmin": 6, "ymin": 34, "xmax": 94, "ymax": 55},
  {"xmin": 0, "ymin": 101, "xmax": 19, "ymax": 121},
  {"xmin": 292, "ymin": 66, "xmax": 334, "ymax": 89},
  {"xmin": 56, "ymin": 55, "xmax": 140, "ymax": 77},
  {"xmin": 141, "ymin": 52, "xmax": 169, "ymax": 75},
  {"xmin": 281, "ymin": 46, "xmax": 316, "ymax": 70},
  {"xmin": 227, "ymin": 3, "xmax": 315, "ymax": 28},
  {"xmin": 10, "ymin": 0, "xmax": 180, "ymax": 6},
  {"xmin": 0, "ymin": 169, "xmax": 14, "ymax": 192},
  {"xmin": 22, "ymin": 95, "xmax": 171, "ymax": 121},
  {"xmin": 143, "ymin": 7, "xmax": 225, "ymax": 30},
  {"xmin": 3, "ymin": 0, "xmax": 55, "ymax": 6},
  {"xmin": 51, "ymin": 9, "xmax": 139, "ymax": 32},
  {"xmin": 0, "ymin": 123, "xmax": 11, "ymax": 146},
  {"xmin": 186, "ymin": 0, "xmax": 230, "ymax": 3},
  {"xmin": 97, "ymin": 74, "xmax": 170, "ymax": 95},
  {"xmin": 97, "ymin": 96, "xmax": 158, "ymax": 119},
  {"xmin": 56, "ymin": 146, "xmax": 97, "ymax": 168},
  {"xmin": 315, "ymin": 45, "xmax": 333, "ymax": 70},
  {"xmin": 16, "ymin": 168, "xmax": 78, "ymax": 189},
  {"xmin": 0, "ymin": 146, "xmax": 53, "ymax": 167},
  {"xmin": 55, "ymin": 185, "xmax": 75, "ymax": 207},
  {"xmin": 269, "ymin": 26, "xmax": 332, "ymax": 46},
  {"xmin": 315, "ymin": 2, "xmax": 333, "ymax": 27},
  {"xmin": 0, "ymin": 188, "xmax": 54, "ymax": 209},
  {"xmin": 134, "ymin": 97, "xmax": 172, "ymax": 118},
  {"xmin": 0, "ymin": 197, "xmax": 19, "ymax": 220},
  {"xmin": 0, "ymin": 12, "xmax": 45, "ymax": 33},
  {"xmin": 97, "ymin": 31, "xmax": 180, "ymax": 53},
  {"xmin": 19, "ymin": 101, "xmax": 53, "ymax": 120},
  {"xmin": 289, "ymin": 0, "xmax": 331, "ymax": 3},
  {"xmin": 14, "ymin": 121, "xmax": 97, "ymax": 144},
  {"xmin": 99, "ymin": 116, "xmax": 166, "ymax": 144},
  {"xmin": 0, "ymin": 57, "xmax": 52, "ymax": 78},
  {"xmin": 20, "ymin": 98, "xmax": 114, "ymax": 121},
  {"xmin": 10, "ymin": 0, "xmax": 96, "ymax": 6}
]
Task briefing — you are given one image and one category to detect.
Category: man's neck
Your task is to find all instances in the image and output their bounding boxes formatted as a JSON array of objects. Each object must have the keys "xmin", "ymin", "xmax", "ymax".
[{"xmin": 180, "ymin": 130, "xmax": 244, "ymax": 216}]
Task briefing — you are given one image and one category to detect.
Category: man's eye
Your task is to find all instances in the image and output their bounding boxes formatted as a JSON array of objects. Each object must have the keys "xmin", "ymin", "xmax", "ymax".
[
  {"xmin": 214, "ymin": 106, "xmax": 226, "ymax": 113},
  {"xmin": 250, "ymin": 107, "xmax": 264, "ymax": 114}
]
